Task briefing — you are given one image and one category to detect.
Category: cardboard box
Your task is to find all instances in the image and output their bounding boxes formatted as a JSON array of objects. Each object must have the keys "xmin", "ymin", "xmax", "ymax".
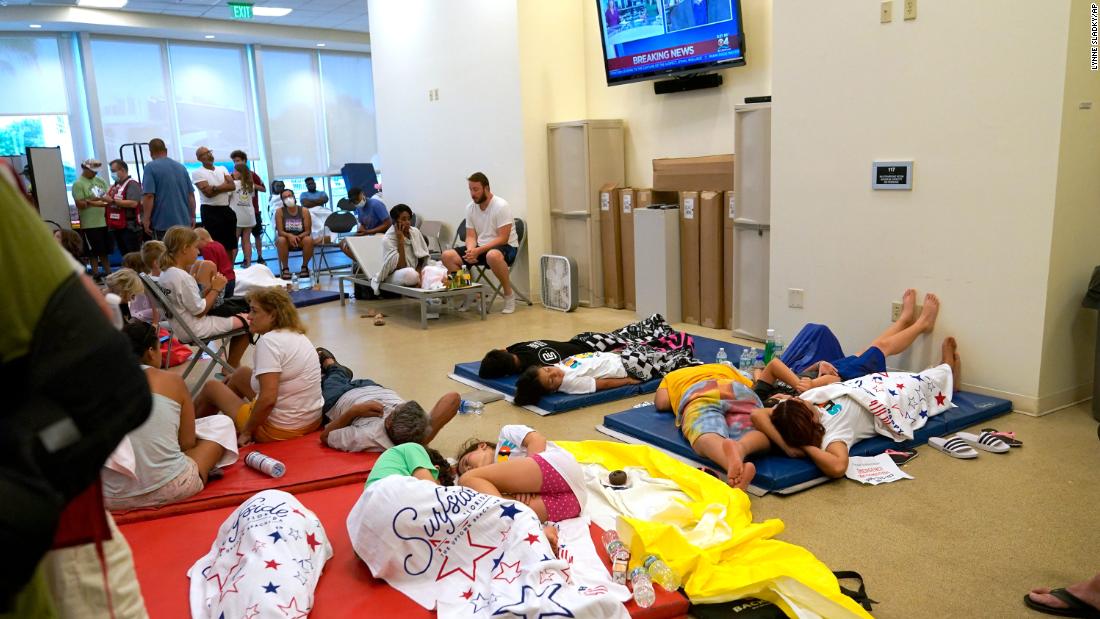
[
  {"xmin": 679, "ymin": 190, "xmax": 701, "ymax": 324},
  {"xmin": 635, "ymin": 189, "xmax": 680, "ymax": 210},
  {"xmin": 653, "ymin": 155, "xmax": 735, "ymax": 192},
  {"xmin": 598, "ymin": 183, "xmax": 623, "ymax": 309},
  {"xmin": 699, "ymin": 191, "xmax": 724, "ymax": 329},
  {"xmin": 723, "ymin": 191, "xmax": 736, "ymax": 329},
  {"xmin": 620, "ymin": 188, "xmax": 636, "ymax": 310}
]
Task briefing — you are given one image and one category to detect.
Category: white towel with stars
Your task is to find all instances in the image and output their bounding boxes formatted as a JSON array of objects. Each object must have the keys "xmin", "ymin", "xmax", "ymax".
[
  {"xmin": 188, "ymin": 490, "xmax": 333, "ymax": 619},
  {"xmin": 347, "ymin": 476, "xmax": 630, "ymax": 618},
  {"xmin": 799, "ymin": 363, "xmax": 955, "ymax": 442}
]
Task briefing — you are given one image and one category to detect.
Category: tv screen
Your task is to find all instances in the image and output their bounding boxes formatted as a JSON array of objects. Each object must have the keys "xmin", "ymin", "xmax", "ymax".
[{"xmin": 596, "ymin": 0, "xmax": 746, "ymax": 86}]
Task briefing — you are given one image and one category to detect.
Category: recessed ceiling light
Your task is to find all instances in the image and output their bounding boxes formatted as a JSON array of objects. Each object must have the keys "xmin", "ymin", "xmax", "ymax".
[
  {"xmin": 316, "ymin": 43, "xmax": 326, "ymax": 47},
  {"xmin": 204, "ymin": 35, "xmax": 215, "ymax": 39},
  {"xmin": 76, "ymin": 0, "xmax": 129, "ymax": 7},
  {"xmin": 252, "ymin": 6, "xmax": 292, "ymax": 17},
  {"xmin": 29, "ymin": 24, "xmax": 42, "ymax": 28}
]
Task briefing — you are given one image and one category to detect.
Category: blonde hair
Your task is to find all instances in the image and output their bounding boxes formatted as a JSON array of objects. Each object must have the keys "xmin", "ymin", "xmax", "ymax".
[
  {"xmin": 193, "ymin": 227, "xmax": 212, "ymax": 243},
  {"xmin": 160, "ymin": 226, "xmax": 199, "ymax": 270},
  {"xmin": 246, "ymin": 287, "xmax": 307, "ymax": 334},
  {"xmin": 235, "ymin": 162, "xmax": 254, "ymax": 194},
  {"xmin": 105, "ymin": 268, "xmax": 144, "ymax": 302},
  {"xmin": 141, "ymin": 240, "xmax": 166, "ymax": 272}
]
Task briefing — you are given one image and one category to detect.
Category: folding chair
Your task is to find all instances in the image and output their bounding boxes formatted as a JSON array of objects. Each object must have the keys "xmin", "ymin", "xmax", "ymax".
[
  {"xmin": 419, "ymin": 219, "xmax": 444, "ymax": 260},
  {"xmin": 138, "ymin": 273, "xmax": 250, "ymax": 397},
  {"xmin": 450, "ymin": 217, "xmax": 533, "ymax": 307},
  {"xmin": 314, "ymin": 209, "xmax": 357, "ymax": 277}
]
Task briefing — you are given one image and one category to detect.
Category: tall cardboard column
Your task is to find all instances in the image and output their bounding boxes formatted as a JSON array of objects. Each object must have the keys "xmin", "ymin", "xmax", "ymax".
[
  {"xmin": 679, "ymin": 191, "xmax": 701, "ymax": 325},
  {"xmin": 699, "ymin": 191, "xmax": 724, "ymax": 328},
  {"xmin": 599, "ymin": 184, "xmax": 623, "ymax": 309},
  {"xmin": 619, "ymin": 189, "xmax": 636, "ymax": 311}
]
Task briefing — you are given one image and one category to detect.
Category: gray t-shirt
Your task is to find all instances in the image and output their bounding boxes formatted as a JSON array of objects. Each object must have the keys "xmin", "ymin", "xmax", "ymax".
[
  {"xmin": 142, "ymin": 157, "xmax": 193, "ymax": 230},
  {"xmin": 325, "ymin": 385, "xmax": 405, "ymax": 453}
]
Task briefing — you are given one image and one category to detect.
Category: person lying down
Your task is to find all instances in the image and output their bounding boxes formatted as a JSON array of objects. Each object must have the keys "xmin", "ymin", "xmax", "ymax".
[{"xmin": 348, "ymin": 441, "xmax": 630, "ymax": 618}]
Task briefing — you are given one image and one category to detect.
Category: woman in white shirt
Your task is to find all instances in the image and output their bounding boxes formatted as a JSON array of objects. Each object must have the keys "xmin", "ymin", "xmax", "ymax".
[
  {"xmin": 104, "ymin": 320, "xmax": 226, "ymax": 511},
  {"xmin": 156, "ymin": 226, "xmax": 249, "ymax": 367},
  {"xmin": 195, "ymin": 286, "xmax": 324, "ymax": 446}
]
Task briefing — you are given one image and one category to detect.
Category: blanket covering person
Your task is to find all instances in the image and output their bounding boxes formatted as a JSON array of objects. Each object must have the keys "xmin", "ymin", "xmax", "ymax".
[
  {"xmin": 346, "ymin": 476, "xmax": 630, "ymax": 618},
  {"xmin": 556, "ymin": 441, "xmax": 873, "ymax": 619},
  {"xmin": 571, "ymin": 313, "xmax": 690, "ymax": 353},
  {"xmin": 371, "ymin": 224, "xmax": 431, "ymax": 293},
  {"xmin": 797, "ymin": 364, "xmax": 955, "ymax": 442},
  {"xmin": 188, "ymin": 490, "xmax": 333, "ymax": 618}
]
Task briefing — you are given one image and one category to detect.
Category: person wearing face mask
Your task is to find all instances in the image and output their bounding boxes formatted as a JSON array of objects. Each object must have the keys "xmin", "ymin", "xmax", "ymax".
[
  {"xmin": 190, "ymin": 146, "xmax": 238, "ymax": 263},
  {"xmin": 105, "ymin": 159, "xmax": 144, "ymax": 255},
  {"xmin": 339, "ymin": 186, "xmax": 391, "ymax": 259},
  {"xmin": 274, "ymin": 189, "xmax": 313, "ymax": 280}
]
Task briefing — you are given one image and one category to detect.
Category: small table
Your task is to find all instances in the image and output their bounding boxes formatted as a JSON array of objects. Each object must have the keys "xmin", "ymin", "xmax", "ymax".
[{"xmin": 337, "ymin": 275, "xmax": 487, "ymax": 329}]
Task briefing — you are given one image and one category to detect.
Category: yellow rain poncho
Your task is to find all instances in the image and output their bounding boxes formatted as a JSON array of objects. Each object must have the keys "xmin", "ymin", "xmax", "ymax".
[{"xmin": 557, "ymin": 440, "xmax": 873, "ymax": 619}]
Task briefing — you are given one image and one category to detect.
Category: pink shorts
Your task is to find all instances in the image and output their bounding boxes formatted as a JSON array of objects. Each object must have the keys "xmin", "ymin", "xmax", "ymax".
[{"xmin": 532, "ymin": 453, "xmax": 581, "ymax": 522}]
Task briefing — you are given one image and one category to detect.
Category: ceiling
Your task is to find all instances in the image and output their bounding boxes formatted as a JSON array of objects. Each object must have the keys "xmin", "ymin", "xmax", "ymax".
[{"xmin": 1, "ymin": 0, "xmax": 369, "ymax": 32}]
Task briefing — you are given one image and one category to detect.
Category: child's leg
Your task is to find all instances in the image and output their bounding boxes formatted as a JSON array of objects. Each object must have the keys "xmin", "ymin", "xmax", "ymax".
[
  {"xmin": 868, "ymin": 294, "xmax": 940, "ymax": 357},
  {"xmin": 239, "ymin": 229, "xmax": 252, "ymax": 266},
  {"xmin": 194, "ymin": 380, "xmax": 247, "ymax": 418},
  {"xmin": 185, "ymin": 440, "xmax": 226, "ymax": 483},
  {"xmin": 692, "ymin": 431, "xmax": 768, "ymax": 489}
]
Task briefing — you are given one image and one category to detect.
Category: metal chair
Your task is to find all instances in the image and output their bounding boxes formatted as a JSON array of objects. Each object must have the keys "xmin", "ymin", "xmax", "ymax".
[
  {"xmin": 138, "ymin": 273, "xmax": 250, "ymax": 397},
  {"xmin": 314, "ymin": 211, "xmax": 358, "ymax": 277},
  {"xmin": 450, "ymin": 217, "xmax": 532, "ymax": 307},
  {"xmin": 420, "ymin": 219, "xmax": 444, "ymax": 259}
]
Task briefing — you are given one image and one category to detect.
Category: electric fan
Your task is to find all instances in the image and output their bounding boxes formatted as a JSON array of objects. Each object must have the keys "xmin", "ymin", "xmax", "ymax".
[{"xmin": 540, "ymin": 254, "xmax": 578, "ymax": 312}]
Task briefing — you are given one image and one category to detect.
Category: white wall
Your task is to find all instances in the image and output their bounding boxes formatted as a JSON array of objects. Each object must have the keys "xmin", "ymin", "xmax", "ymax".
[
  {"xmin": 367, "ymin": 0, "xmax": 529, "ymax": 285},
  {"xmin": 583, "ymin": 0, "xmax": 772, "ymax": 186},
  {"xmin": 1037, "ymin": 0, "xmax": 1100, "ymax": 411},
  {"xmin": 771, "ymin": 1, "xmax": 1073, "ymax": 412}
]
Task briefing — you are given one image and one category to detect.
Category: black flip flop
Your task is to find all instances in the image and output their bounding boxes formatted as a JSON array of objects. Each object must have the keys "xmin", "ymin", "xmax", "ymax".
[
  {"xmin": 1024, "ymin": 588, "xmax": 1100, "ymax": 617},
  {"xmin": 981, "ymin": 428, "xmax": 1023, "ymax": 447},
  {"xmin": 316, "ymin": 347, "xmax": 337, "ymax": 367}
]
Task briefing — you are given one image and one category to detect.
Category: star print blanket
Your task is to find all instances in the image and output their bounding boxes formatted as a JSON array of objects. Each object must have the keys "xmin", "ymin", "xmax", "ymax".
[
  {"xmin": 188, "ymin": 490, "xmax": 333, "ymax": 619},
  {"xmin": 347, "ymin": 476, "xmax": 631, "ymax": 618},
  {"xmin": 799, "ymin": 363, "xmax": 955, "ymax": 441}
]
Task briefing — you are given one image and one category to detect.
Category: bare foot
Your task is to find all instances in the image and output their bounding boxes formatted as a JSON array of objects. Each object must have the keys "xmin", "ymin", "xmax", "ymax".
[
  {"xmin": 1028, "ymin": 572, "xmax": 1100, "ymax": 613},
  {"xmin": 722, "ymin": 439, "xmax": 756, "ymax": 489},
  {"xmin": 918, "ymin": 293, "xmax": 940, "ymax": 332},
  {"xmin": 941, "ymin": 337, "xmax": 961, "ymax": 390},
  {"xmin": 898, "ymin": 288, "xmax": 917, "ymax": 326}
]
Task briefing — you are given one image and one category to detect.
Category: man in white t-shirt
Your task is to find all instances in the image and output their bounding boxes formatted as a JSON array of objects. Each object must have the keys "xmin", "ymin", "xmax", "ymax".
[
  {"xmin": 316, "ymin": 350, "xmax": 459, "ymax": 452},
  {"xmin": 191, "ymin": 146, "xmax": 239, "ymax": 260},
  {"xmin": 440, "ymin": 172, "xmax": 521, "ymax": 314}
]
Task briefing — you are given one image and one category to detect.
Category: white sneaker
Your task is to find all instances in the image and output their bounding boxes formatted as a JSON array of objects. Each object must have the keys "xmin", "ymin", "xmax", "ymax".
[
  {"xmin": 501, "ymin": 293, "xmax": 516, "ymax": 314},
  {"xmin": 454, "ymin": 297, "xmax": 469, "ymax": 313}
]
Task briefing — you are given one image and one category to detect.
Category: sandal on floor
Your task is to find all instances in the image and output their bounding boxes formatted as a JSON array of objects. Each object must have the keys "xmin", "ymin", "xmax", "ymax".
[
  {"xmin": 298, "ymin": 268, "xmax": 310, "ymax": 280},
  {"xmin": 1024, "ymin": 588, "xmax": 1100, "ymax": 618},
  {"xmin": 981, "ymin": 427, "xmax": 1024, "ymax": 447},
  {"xmin": 280, "ymin": 269, "xmax": 292, "ymax": 280},
  {"xmin": 884, "ymin": 448, "xmax": 918, "ymax": 465},
  {"xmin": 956, "ymin": 430, "xmax": 1010, "ymax": 453},
  {"xmin": 373, "ymin": 314, "xmax": 385, "ymax": 326},
  {"xmin": 928, "ymin": 436, "xmax": 979, "ymax": 459}
]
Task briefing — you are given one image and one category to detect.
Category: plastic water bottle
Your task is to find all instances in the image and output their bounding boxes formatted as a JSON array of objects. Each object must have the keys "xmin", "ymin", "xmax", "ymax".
[
  {"xmin": 601, "ymin": 530, "xmax": 630, "ymax": 585},
  {"xmin": 629, "ymin": 567, "xmax": 656, "ymax": 608},
  {"xmin": 643, "ymin": 555, "xmax": 680, "ymax": 592},
  {"xmin": 715, "ymin": 347, "xmax": 728, "ymax": 367},
  {"xmin": 245, "ymin": 451, "xmax": 286, "ymax": 478},
  {"xmin": 754, "ymin": 348, "xmax": 765, "ymax": 370},
  {"xmin": 764, "ymin": 329, "xmax": 777, "ymax": 364},
  {"xmin": 458, "ymin": 400, "xmax": 484, "ymax": 415},
  {"xmin": 739, "ymin": 348, "xmax": 753, "ymax": 372},
  {"xmin": 291, "ymin": 272, "xmax": 299, "ymax": 290},
  {"xmin": 773, "ymin": 334, "xmax": 785, "ymax": 361}
]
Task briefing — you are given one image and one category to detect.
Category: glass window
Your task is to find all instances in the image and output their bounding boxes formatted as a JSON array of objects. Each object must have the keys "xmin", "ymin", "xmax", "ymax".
[
  {"xmin": 0, "ymin": 36, "xmax": 68, "ymax": 115},
  {"xmin": 319, "ymin": 52, "xmax": 377, "ymax": 173},
  {"xmin": 168, "ymin": 43, "xmax": 257, "ymax": 162},
  {"xmin": 88, "ymin": 37, "xmax": 170, "ymax": 164},
  {"xmin": 258, "ymin": 48, "xmax": 324, "ymax": 177}
]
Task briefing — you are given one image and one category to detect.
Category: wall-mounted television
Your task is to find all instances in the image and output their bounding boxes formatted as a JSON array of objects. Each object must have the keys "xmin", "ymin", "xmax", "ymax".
[{"xmin": 596, "ymin": 0, "xmax": 746, "ymax": 86}]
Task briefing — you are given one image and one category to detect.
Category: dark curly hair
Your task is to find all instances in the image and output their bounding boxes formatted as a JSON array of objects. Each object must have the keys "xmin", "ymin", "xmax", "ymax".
[
  {"xmin": 426, "ymin": 447, "xmax": 455, "ymax": 486},
  {"xmin": 479, "ymin": 349, "xmax": 519, "ymax": 378},
  {"xmin": 513, "ymin": 366, "xmax": 548, "ymax": 406},
  {"xmin": 770, "ymin": 399, "xmax": 825, "ymax": 449}
]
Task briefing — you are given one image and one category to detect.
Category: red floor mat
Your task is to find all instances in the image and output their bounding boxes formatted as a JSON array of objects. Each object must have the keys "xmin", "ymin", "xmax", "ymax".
[
  {"xmin": 120, "ymin": 482, "xmax": 688, "ymax": 618},
  {"xmin": 112, "ymin": 433, "xmax": 378, "ymax": 525}
]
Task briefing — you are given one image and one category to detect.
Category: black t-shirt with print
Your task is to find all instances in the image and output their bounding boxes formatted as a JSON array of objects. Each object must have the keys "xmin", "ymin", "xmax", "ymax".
[{"xmin": 507, "ymin": 340, "xmax": 593, "ymax": 371}]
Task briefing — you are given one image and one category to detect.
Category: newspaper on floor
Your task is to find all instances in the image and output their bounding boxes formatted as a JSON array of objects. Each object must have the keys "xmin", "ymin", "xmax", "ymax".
[{"xmin": 845, "ymin": 453, "xmax": 913, "ymax": 485}]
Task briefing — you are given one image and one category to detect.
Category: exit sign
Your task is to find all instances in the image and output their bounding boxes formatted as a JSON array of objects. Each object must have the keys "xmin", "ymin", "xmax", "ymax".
[{"xmin": 229, "ymin": 3, "xmax": 253, "ymax": 19}]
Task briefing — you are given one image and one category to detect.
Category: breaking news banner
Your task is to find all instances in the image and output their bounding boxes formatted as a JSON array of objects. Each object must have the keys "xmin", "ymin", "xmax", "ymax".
[{"xmin": 607, "ymin": 33, "xmax": 740, "ymax": 72}]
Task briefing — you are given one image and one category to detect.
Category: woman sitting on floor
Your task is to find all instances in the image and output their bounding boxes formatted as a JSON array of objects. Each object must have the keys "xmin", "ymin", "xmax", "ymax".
[
  {"xmin": 457, "ymin": 424, "xmax": 586, "ymax": 524},
  {"xmin": 156, "ymin": 226, "xmax": 249, "ymax": 367},
  {"xmin": 103, "ymin": 320, "xmax": 227, "ymax": 511},
  {"xmin": 195, "ymin": 287, "xmax": 324, "ymax": 446},
  {"xmin": 370, "ymin": 203, "xmax": 431, "ymax": 294}
]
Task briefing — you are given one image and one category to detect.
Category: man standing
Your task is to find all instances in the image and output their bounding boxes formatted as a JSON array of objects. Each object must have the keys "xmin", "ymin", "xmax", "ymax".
[
  {"xmin": 72, "ymin": 159, "xmax": 112, "ymax": 281},
  {"xmin": 230, "ymin": 150, "xmax": 267, "ymax": 264},
  {"xmin": 440, "ymin": 172, "xmax": 519, "ymax": 314},
  {"xmin": 191, "ymin": 146, "xmax": 238, "ymax": 261},
  {"xmin": 106, "ymin": 159, "xmax": 144, "ymax": 255},
  {"xmin": 300, "ymin": 177, "xmax": 329, "ymax": 209},
  {"xmin": 141, "ymin": 138, "xmax": 194, "ymax": 239}
]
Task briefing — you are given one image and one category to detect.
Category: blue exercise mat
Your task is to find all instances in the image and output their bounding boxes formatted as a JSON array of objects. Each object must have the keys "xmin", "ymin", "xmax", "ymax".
[
  {"xmin": 600, "ymin": 390, "xmax": 1013, "ymax": 494},
  {"xmin": 290, "ymin": 289, "xmax": 342, "ymax": 308},
  {"xmin": 450, "ymin": 335, "xmax": 748, "ymax": 415}
]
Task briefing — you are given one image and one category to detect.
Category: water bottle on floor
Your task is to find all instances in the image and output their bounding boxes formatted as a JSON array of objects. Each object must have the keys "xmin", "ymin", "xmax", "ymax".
[
  {"xmin": 601, "ymin": 530, "xmax": 630, "ymax": 585},
  {"xmin": 245, "ymin": 451, "xmax": 286, "ymax": 478},
  {"xmin": 458, "ymin": 400, "xmax": 484, "ymax": 415},
  {"xmin": 715, "ymin": 347, "xmax": 728, "ymax": 367},
  {"xmin": 291, "ymin": 272, "xmax": 299, "ymax": 290},
  {"xmin": 643, "ymin": 555, "xmax": 680, "ymax": 592},
  {"xmin": 739, "ymin": 348, "xmax": 753, "ymax": 372},
  {"xmin": 764, "ymin": 328, "xmax": 776, "ymax": 364},
  {"xmin": 774, "ymin": 334, "xmax": 785, "ymax": 361},
  {"xmin": 629, "ymin": 567, "xmax": 656, "ymax": 608},
  {"xmin": 754, "ymin": 349, "xmax": 765, "ymax": 370}
]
